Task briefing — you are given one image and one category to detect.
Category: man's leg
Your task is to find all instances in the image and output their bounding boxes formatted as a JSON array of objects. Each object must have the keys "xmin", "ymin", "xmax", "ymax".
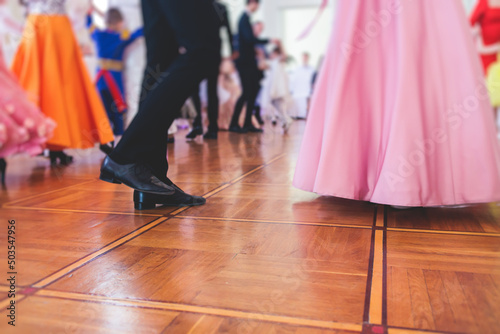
[
  {"xmin": 110, "ymin": 0, "xmax": 213, "ymax": 179},
  {"xmin": 253, "ymin": 84, "xmax": 264, "ymax": 125},
  {"xmin": 191, "ymin": 87, "xmax": 202, "ymax": 129},
  {"xmin": 242, "ymin": 71, "xmax": 261, "ymax": 130},
  {"xmin": 230, "ymin": 67, "xmax": 251, "ymax": 130},
  {"xmin": 186, "ymin": 85, "xmax": 203, "ymax": 139},
  {"xmin": 206, "ymin": 57, "xmax": 221, "ymax": 134},
  {"xmin": 103, "ymin": 0, "xmax": 218, "ymax": 200}
]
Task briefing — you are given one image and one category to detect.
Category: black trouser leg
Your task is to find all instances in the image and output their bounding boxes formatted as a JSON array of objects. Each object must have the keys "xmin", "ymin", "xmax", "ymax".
[
  {"xmin": 230, "ymin": 93, "xmax": 246, "ymax": 128},
  {"xmin": 230, "ymin": 67, "xmax": 259, "ymax": 128},
  {"xmin": 191, "ymin": 86, "xmax": 202, "ymax": 129},
  {"xmin": 243, "ymin": 80, "xmax": 259, "ymax": 128},
  {"xmin": 207, "ymin": 58, "xmax": 220, "ymax": 133},
  {"xmin": 110, "ymin": 0, "xmax": 217, "ymax": 180}
]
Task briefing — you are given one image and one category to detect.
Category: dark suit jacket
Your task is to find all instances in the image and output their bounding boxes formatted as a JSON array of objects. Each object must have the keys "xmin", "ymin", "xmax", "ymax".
[{"xmin": 236, "ymin": 12, "xmax": 269, "ymax": 69}]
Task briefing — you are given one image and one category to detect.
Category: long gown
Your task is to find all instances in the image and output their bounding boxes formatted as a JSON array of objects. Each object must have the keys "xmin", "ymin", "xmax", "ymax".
[
  {"xmin": 293, "ymin": 0, "xmax": 500, "ymax": 207},
  {"xmin": 11, "ymin": 0, "xmax": 114, "ymax": 151},
  {"xmin": 0, "ymin": 43, "xmax": 55, "ymax": 158}
]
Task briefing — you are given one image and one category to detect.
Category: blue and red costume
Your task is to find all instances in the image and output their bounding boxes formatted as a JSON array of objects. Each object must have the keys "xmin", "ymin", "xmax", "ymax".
[{"xmin": 87, "ymin": 14, "xmax": 143, "ymax": 135}]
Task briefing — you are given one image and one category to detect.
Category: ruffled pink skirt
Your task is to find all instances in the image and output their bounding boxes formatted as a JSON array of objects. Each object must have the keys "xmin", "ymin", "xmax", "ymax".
[{"xmin": 0, "ymin": 46, "xmax": 55, "ymax": 158}]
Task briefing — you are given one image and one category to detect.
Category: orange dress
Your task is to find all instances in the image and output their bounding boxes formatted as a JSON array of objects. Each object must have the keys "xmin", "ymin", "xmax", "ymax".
[{"xmin": 11, "ymin": 0, "xmax": 113, "ymax": 150}]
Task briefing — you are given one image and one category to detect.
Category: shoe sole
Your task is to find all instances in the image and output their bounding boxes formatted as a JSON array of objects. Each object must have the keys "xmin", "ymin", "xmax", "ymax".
[
  {"xmin": 133, "ymin": 190, "xmax": 206, "ymax": 210},
  {"xmin": 134, "ymin": 200, "xmax": 206, "ymax": 211}
]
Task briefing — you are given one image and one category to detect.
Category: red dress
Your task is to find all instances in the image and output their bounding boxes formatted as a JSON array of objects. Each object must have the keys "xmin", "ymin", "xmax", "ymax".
[{"xmin": 470, "ymin": 0, "xmax": 500, "ymax": 74}]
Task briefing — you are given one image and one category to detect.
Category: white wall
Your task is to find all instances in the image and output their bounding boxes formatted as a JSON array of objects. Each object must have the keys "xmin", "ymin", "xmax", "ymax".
[
  {"xmin": 1, "ymin": 0, "xmax": 481, "ymax": 74},
  {"xmin": 251, "ymin": 0, "xmax": 478, "ymax": 71}
]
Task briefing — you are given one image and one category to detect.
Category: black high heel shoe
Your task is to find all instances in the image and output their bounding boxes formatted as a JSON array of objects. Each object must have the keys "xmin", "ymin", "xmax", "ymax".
[
  {"xmin": 0, "ymin": 158, "xmax": 6, "ymax": 185},
  {"xmin": 49, "ymin": 151, "xmax": 74, "ymax": 166}
]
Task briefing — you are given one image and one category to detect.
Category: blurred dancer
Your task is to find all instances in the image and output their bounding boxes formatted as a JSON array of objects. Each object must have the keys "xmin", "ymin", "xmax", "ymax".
[
  {"xmin": 0, "ymin": 0, "xmax": 55, "ymax": 184},
  {"xmin": 87, "ymin": 5, "xmax": 143, "ymax": 154},
  {"xmin": 186, "ymin": 0, "xmax": 234, "ymax": 141},
  {"xmin": 470, "ymin": 0, "xmax": 500, "ymax": 75},
  {"xmin": 252, "ymin": 21, "xmax": 267, "ymax": 126},
  {"xmin": 229, "ymin": 0, "xmax": 276, "ymax": 134},
  {"xmin": 218, "ymin": 59, "xmax": 241, "ymax": 130},
  {"xmin": 290, "ymin": 52, "xmax": 314, "ymax": 119},
  {"xmin": 100, "ymin": 0, "xmax": 220, "ymax": 209},
  {"xmin": 294, "ymin": 0, "xmax": 500, "ymax": 207},
  {"xmin": 12, "ymin": 0, "xmax": 114, "ymax": 166},
  {"xmin": 266, "ymin": 45, "xmax": 293, "ymax": 133}
]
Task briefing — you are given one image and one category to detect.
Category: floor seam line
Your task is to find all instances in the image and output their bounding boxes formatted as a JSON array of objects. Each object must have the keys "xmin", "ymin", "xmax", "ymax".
[
  {"xmin": 32, "ymin": 289, "xmax": 364, "ymax": 332},
  {"xmin": 2, "ymin": 179, "xmax": 97, "ymax": 207},
  {"xmin": 31, "ymin": 217, "xmax": 170, "ymax": 288},
  {"xmin": 168, "ymin": 153, "xmax": 286, "ymax": 218}
]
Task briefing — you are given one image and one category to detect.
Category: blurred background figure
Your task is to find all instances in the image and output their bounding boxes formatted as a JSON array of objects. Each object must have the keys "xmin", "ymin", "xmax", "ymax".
[
  {"xmin": 265, "ymin": 44, "xmax": 293, "ymax": 133},
  {"xmin": 218, "ymin": 58, "xmax": 241, "ymax": 130},
  {"xmin": 290, "ymin": 52, "xmax": 314, "ymax": 120},
  {"xmin": 470, "ymin": 0, "xmax": 500, "ymax": 129},
  {"xmin": 186, "ymin": 0, "xmax": 234, "ymax": 141},
  {"xmin": 12, "ymin": 0, "xmax": 114, "ymax": 166},
  {"xmin": 87, "ymin": 4, "xmax": 143, "ymax": 154},
  {"xmin": 470, "ymin": 0, "xmax": 500, "ymax": 74},
  {"xmin": 251, "ymin": 20, "xmax": 267, "ymax": 126},
  {"xmin": 229, "ymin": 0, "xmax": 277, "ymax": 134}
]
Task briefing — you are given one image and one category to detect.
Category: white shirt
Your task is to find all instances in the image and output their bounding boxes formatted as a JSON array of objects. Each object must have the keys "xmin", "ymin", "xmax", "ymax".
[{"xmin": 291, "ymin": 65, "xmax": 315, "ymax": 98}]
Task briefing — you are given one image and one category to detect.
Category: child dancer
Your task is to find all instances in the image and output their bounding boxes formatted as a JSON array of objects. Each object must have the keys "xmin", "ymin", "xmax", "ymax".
[
  {"xmin": 294, "ymin": 0, "xmax": 500, "ymax": 207},
  {"xmin": 87, "ymin": 5, "xmax": 143, "ymax": 153},
  {"xmin": 266, "ymin": 45, "xmax": 293, "ymax": 133},
  {"xmin": 12, "ymin": 0, "xmax": 114, "ymax": 165}
]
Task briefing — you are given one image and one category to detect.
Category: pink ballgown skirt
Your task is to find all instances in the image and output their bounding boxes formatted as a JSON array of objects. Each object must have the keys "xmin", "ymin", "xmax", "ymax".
[
  {"xmin": 0, "ymin": 46, "xmax": 55, "ymax": 158},
  {"xmin": 294, "ymin": 0, "xmax": 500, "ymax": 206}
]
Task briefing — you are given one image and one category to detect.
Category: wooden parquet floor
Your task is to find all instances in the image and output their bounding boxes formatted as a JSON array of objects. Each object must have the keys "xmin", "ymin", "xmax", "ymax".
[{"xmin": 0, "ymin": 122, "xmax": 499, "ymax": 334}]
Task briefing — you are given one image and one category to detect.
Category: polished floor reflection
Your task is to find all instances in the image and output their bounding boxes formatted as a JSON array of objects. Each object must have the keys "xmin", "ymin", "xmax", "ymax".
[{"xmin": 0, "ymin": 122, "xmax": 499, "ymax": 334}]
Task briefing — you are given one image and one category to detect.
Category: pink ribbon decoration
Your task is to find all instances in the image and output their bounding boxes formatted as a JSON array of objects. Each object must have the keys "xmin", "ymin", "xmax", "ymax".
[{"xmin": 297, "ymin": 0, "xmax": 329, "ymax": 40}]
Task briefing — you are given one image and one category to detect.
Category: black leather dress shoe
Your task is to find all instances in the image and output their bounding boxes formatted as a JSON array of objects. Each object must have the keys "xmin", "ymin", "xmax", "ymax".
[
  {"xmin": 229, "ymin": 126, "xmax": 248, "ymax": 134},
  {"xmin": 100, "ymin": 156, "xmax": 175, "ymax": 195},
  {"xmin": 186, "ymin": 127, "xmax": 203, "ymax": 140},
  {"xmin": 134, "ymin": 183, "xmax": 206, "ymax": 210},
  {"xmin": 203, "ymin": 131, "xmax": 218, "ymax": 140},
  {"xmin": 243, "ymin": 125, "xmax": 263, "ymax": 133}
]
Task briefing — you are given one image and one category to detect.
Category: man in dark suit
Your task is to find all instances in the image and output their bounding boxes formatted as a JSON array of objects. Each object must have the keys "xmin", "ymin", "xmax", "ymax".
[
  {"xmin": 186, "ymin": 0, "xmax": 235, "ymax": 140},
  {"xmin": 229, "ymin": 0, "xmax": 276, "ymax": 133},
  {"xmin": 100, "ymin": 0, "xmax": 221, "ymax": 210}
]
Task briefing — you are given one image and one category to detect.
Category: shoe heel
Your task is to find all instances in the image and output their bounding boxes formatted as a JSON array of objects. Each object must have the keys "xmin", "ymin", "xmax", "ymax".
[
  {"xmin": 99, "ymin": 170, "xmax": 122, "ymax": 184},
  {"xmin": 134, "ymin": 201, "xmax": 156, "ymax": 210},
  {"xmin": 133, "ymin": 191, "xmax": 157, "ymax": 210}
]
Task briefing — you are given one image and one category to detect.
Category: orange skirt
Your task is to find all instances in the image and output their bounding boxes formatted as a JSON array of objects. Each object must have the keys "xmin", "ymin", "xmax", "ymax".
[{"xmin": 11, "ymin": 15, "xmax": 114, "ymax": 150}]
